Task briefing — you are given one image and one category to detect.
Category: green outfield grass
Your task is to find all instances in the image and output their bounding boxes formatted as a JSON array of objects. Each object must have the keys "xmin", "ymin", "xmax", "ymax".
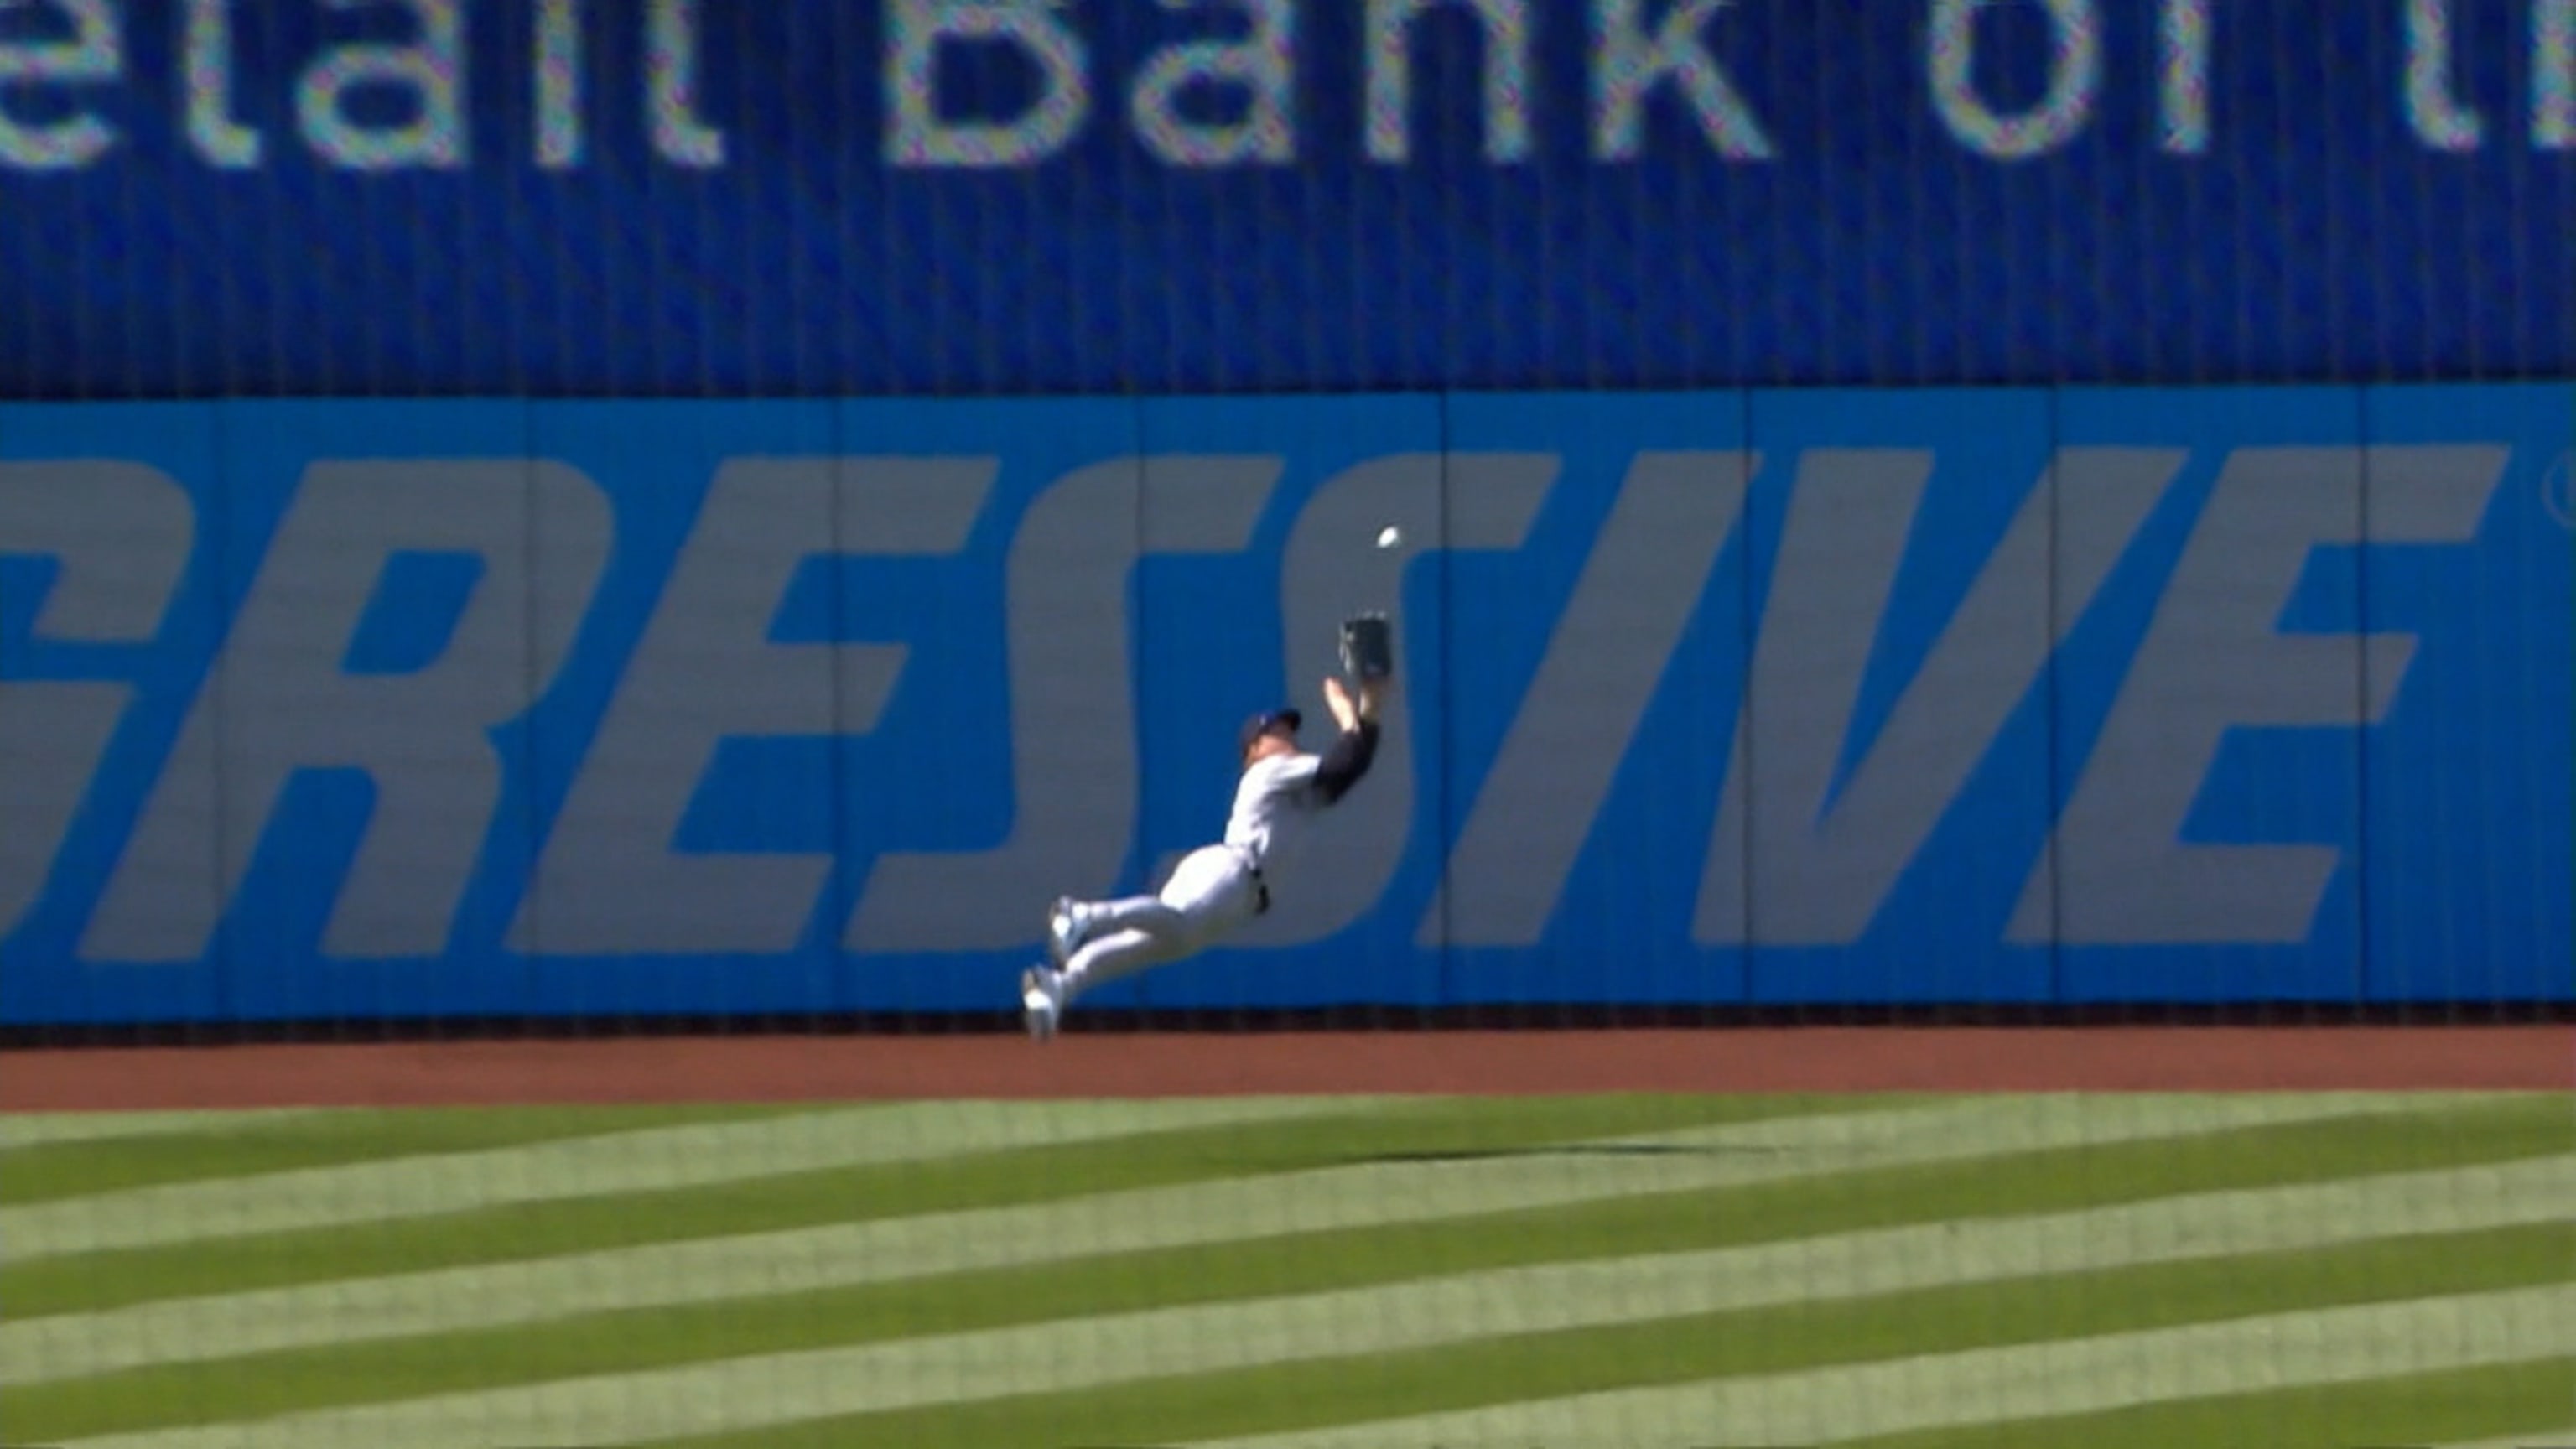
[{"xmin": 3, "ymin": 1092, "xmax": 2569, "ymax": 1449}]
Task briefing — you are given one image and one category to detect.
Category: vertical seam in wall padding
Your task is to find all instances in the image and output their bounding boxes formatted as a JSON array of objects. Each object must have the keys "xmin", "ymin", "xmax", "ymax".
[
  {"xmin": 1423, "ymin": 392, "xmax": 1442, "ymax": 1024},
  {"xmin": 2045, "ymin": 387, "xmax": 2064, "ymax": 1009},
  {"xmin": 1130, "ymin": 392, "xmax": 1154, "ymax": 1024},
  {"xmin": 1435, "ymin": 389, "xmax": 1454, "ymax": 1021},
  {"xmin": 210, "ymin": 399, "xmax": 234, "ymax": 1027},
  {"xmin": 1739, "ymin": 386, "xmax": 1758, "ymax": 1015},
  {"xmin": 2354, "ymin": 386, "xmax": 2374, "ymax": 1015},
  {"xmin": 828, "ymin": 399, "xmax": 849, "ymax": 1024},
  {"xmin": 522, "ymin": 400, "xmax": 542, "ymax": 1027}
]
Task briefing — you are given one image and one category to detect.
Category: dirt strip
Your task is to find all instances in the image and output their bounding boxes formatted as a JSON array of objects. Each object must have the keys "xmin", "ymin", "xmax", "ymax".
[{"xmin": 1, "ymin": 1027, "xmax": 2568, "ymax": 1109}]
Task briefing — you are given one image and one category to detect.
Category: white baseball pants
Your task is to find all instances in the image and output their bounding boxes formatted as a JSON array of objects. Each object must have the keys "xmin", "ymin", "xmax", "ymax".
[{"xmin": 1059, "ymin": 845, "xmax": 1264, "ymax": 997}]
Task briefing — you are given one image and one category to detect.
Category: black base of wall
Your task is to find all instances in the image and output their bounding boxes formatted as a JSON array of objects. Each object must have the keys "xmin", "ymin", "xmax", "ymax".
[{"xmin": 3, "ymin": 1000, "xmax": 2568, "ymax": 1051}]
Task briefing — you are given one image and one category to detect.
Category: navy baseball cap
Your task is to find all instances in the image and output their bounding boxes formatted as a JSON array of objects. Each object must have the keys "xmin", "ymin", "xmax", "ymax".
[{"xmin": 1239, "ymin": 708, "xmax": 1302, "ymax": 756}]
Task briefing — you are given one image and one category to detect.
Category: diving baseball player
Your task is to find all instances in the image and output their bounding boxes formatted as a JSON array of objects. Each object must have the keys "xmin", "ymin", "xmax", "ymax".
[{"xmin": 1021, "ymin": 673, "xmax": 1386, "ymax": 1040}]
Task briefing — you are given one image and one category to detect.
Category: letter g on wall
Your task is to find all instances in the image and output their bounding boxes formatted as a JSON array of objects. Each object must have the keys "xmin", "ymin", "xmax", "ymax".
[{"xmin": 0, "ymin": 462, "xmax": 197, "ymax": 940}]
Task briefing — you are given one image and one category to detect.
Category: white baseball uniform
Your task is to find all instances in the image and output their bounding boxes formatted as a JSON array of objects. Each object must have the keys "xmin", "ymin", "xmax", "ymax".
[{"xmin": 1053, "ymin": 749, "xmax": 1332, "ymax": 997}]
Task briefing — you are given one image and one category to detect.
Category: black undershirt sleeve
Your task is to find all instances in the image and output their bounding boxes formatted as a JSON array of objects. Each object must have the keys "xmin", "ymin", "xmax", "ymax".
[{"xmin": 1310, "ymin": 721, "xmax": 1381, "ymax": 806}]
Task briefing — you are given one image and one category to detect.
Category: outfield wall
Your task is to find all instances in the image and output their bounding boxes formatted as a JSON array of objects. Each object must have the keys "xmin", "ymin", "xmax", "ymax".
[{"xmin": 3, "ymin": 386, "xmax": 2568, "ymax": 1025}]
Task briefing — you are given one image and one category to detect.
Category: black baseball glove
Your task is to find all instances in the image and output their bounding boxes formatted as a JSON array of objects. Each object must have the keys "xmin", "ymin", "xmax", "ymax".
[{"xmin": 1339, "ymin": 613, "xmax": 1395, "ymax": 682}]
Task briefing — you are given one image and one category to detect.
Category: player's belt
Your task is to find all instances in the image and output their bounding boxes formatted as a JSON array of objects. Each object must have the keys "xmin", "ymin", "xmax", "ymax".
[{"xmin": 1228, "ymin": 846, "xmax": 1271, "ymax": 915}]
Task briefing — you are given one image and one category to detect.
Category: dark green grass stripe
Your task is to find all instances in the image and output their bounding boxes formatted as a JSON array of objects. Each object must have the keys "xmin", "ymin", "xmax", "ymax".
[
  {"xmin": 0, "ymin": 1092, "xmax": 1867, "ymax": 1317},
  {"xmin": 652, "ymin": 1223, "xmax": 2576, "ymax": 1449},
  {"xmin": 0, "ymin": 1104, "xmax": 813, "ymax": 1206},
  {"xmin": 1841, "ymin": 1355, "xmax": 2576, "ymax": 1449},
  {"xmin": 14, "ymin": 1098, "xmax": 2568, "ymax": 1439}
]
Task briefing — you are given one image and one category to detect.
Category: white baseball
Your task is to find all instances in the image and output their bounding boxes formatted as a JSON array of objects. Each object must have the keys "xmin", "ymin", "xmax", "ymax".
[{"xmin": 1376, "ymin": 526, "xmax": 1402, "ymax": 549}]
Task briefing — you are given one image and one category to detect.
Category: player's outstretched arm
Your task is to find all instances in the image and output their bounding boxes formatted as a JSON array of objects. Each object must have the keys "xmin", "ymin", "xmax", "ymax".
[
  {"xmin": 1312, "ymin": 676, "xmax": 1384, "ymax": 805},
  {"xmin": 1322, "ymin": 674, "xmax": 1388, "ymax": 729}
]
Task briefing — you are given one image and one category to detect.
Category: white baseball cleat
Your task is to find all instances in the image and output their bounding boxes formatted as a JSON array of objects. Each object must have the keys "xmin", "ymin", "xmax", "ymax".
[
  {"xmin": 1046, "ymin": 897, "xmax": 1084, "ymax": 967},
  {"xmin": 1021, "ymin": 966, "xmax": 1065, "ymax": 1041}
]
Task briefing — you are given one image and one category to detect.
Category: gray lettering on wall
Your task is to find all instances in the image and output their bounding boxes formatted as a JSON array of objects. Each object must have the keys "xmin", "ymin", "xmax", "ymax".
[
  {"xmin": 2157, "ymin": 0, "xmax": 2212, "ymax": 152},
  {"xmin": 184, "ymin": 0, "xmax": 260, "ymax": 166},
  {"xmin": 517, "ymin": 459, "xmax": 985, "ymax": 958},
  {"xmin": 884, "ymin": 0, "xmax": 1091, "ymax": 168},
  {"xmin": 1696, "ymin": 449, "xmax": 1928, "ymax": 944},
  {"xmin": 647, "ymin": 0, "xmax": 724, "ymax": 166},
  {"xmin": 1364, "ymin": 0, "xmax": 1534, "ymax": 164},
  {"xmin": 2406, "ymin": 0, "xmax": 2487, "ymax": 151},
  {"xmin": 2541, "ymin": 0, "xmax": 2575, "ymax": 147},
  {"xmin": 1237, "ymin": 451, "xmax": 1558, "ymax": 948},
  {"xmin": 1130, "ymin": 0, "xmax": 1296, "ymax": 167},
  {"xmin": 2009, "ymin": 446, "xmax": 2503, "ymax": 947},
  {"xmin": 847, "ymin": 455, "xmax": 1282, "ymax": 953},
  {"xmin": 1433, "ymin": 449, "xmax": 1749, "ymax": 948},
  {"xmin": 5, "ymin": 0, "xmax": 2562, "ymax": 174},
  {"xmin": 294, "ymin": 0, "xmax": 467, "ymax": 172},
  {"xmin": 0, "ymin": 462, "xmax": 195, "ymax": 940},
  {"xmin": 86, "ymin": 460, "xmax": 609, "ymax": 962},
  {"xmin": 1591, "ymin": 0, "xmax": 1772, "ymax": 160},
  {"xmin": 0, "ymin": 0, "xmax": 121, "ymax": 169},
  {"xmin": 1929, "ymin": 0, "xmax": 2102, "ymax": 159},
  {"xmin": 1697, "ymin": 447, "xmax": 2178, "ymax": 946}
]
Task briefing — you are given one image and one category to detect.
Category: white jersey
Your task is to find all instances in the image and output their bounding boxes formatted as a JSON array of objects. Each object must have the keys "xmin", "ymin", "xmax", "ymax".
[{"xmin": 1222, "ymin": 752, "xmax": 1327, "ymax": 881}]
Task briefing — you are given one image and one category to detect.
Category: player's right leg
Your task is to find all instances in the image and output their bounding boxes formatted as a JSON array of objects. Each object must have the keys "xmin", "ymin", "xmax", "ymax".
[
  {"xmin": 1025, "ymin": 924, "xmax": 1195, "ymax": 1041},
  {"xmin": 1062, "ymin": 927, "xmax": 1193, "ymax": 994},
  {"xmin": 1046, "ymin": 844, "xmax": 1243, "ymax": 964},
  {"xmin": 1048, "ymin": 893, "xmax": 1184, "ymax": 966},
  {"xmin": 1027, "ymin": 848, "xmax": 1251, "ymax": 1041}
]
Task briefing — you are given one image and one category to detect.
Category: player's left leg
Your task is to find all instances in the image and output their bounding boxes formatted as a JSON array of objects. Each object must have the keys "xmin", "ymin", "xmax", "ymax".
[
  {"xmin": 1023, "ymin": 917, "xmax": 1213, "ymax": 1040},
  {"xmin": 1047, "ymin": 893, "xmax": 1183, "ymax": 966},
  {"xmin": 1025, "ymin": 925, "xmax": 1197, "ymax": 1041},
  {"xmin": 1059, "ymin": 926, "xmax": 1194, "ymax": 995},
  {"xmin": 1046, "ymin": 843, "xmax": 1253, "ymax": 966},
  {"xmin": 1025, "ymin": 847, "xmax": 1258, "ymax": 1040}
]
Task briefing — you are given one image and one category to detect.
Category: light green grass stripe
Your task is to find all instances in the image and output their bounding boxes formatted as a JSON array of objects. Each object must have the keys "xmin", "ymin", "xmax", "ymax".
[
  {"xmin": 0, "ymin": 1093, "xmax": 1893, "ymax": 1316},
  {"xmin": 6, "ymin": 1092, "xmax": 2558, "ymax": 1394},
  {"xmin": 1837, "ymin": 1358, "xmax": 2576, "ymax": 1449},
  {"xmin": 1192, "ymin": 1285, "xmax": 2576, "ymax": 1449},
  {"xmin": 17, "ymin": 1099, "xmax": 2565, "ymax": 1436},
  {"xmin": 1, "ymin": 1104, "xmax": 811, "ymax": 1206},
  {"xmin": 1, "ymin": 1110, "xmax": 328, "ymax": 1150},
  {"xmin": 2438, "ymin": 1421, "xmax": 2576, "ymax": 1449},
  {"xmin": 703, "ymin": 1232, "xmax": 2573, "ymax": 1449},
  {"xmin": 0, "ymin": 1096, "xmax": 1363, "ymax": 1260},
  {"xmin": 47, "ymin": 1192, "xmax": 2568, "ymax": 1445},
  {"xmin": 0, "ymin": 1092, "xmax": 1870, "ymax": 1316},
  {"xmin": 125, "ymin": 1229, "xmax": 2576, "ymax": 1449}
]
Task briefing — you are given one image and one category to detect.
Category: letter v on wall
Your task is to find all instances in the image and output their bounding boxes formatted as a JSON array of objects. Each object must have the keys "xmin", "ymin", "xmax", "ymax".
[
  {"xmin": 1431, "ymin": 448, "xmax": 1751, "ymax": 949},
  {"xmin": 1696, "ymin": 398, "xmax": 2182, "ymax": 984}
]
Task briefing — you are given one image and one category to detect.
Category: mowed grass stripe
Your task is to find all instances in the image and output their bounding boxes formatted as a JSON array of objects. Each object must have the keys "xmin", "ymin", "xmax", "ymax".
[
  {"xmin": 0, "ymin": 1091, "xmax": 1872, "ymax": 1317},
  {"xmin": 107, "ymin": 1224, "xmax": 2571, "ymax": 1449},
  {"xmin": 1836, "ymin": 1358, "xmax": 2576, "ymax": 1449},
  {"xmin": 2435, "ymin": 1418, "xmax": 2576, "ymax": 1449},
  {"xmin": 0, "ymin": 1092, "xmax": 2018, "ymax": 1367},
  {"xmin": 0, "ymin": 1109, "xmax": 328, "ymax": 1150},
  {"xmin": 12, "ymin": 1098, "xmax": 2567, "ymax": 1423},
  {"xmin": 0, "ymin": 1104, "xmax": 811, "ymax": 1206},
  {"xmin": 0, "ymin": 1096, "xmax": 1368, "ymax": 1260},
  {"xmin": 6, "ymin": 1093, "xmax": 2517, "ymax": 1341},
  {"xmin": 21, "ymin": 1139, "xmax": 2566, "ymax": 1441},
  {"xmin": 1187, "ymin": 1286, "xmax": 2576, "ymax": 1449}
]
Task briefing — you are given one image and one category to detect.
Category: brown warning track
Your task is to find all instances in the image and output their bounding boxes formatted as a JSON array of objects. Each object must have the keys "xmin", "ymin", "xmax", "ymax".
[{"xmin": 2, "ymin": 1027, "xmax": 2568, "ymax": 1110}]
